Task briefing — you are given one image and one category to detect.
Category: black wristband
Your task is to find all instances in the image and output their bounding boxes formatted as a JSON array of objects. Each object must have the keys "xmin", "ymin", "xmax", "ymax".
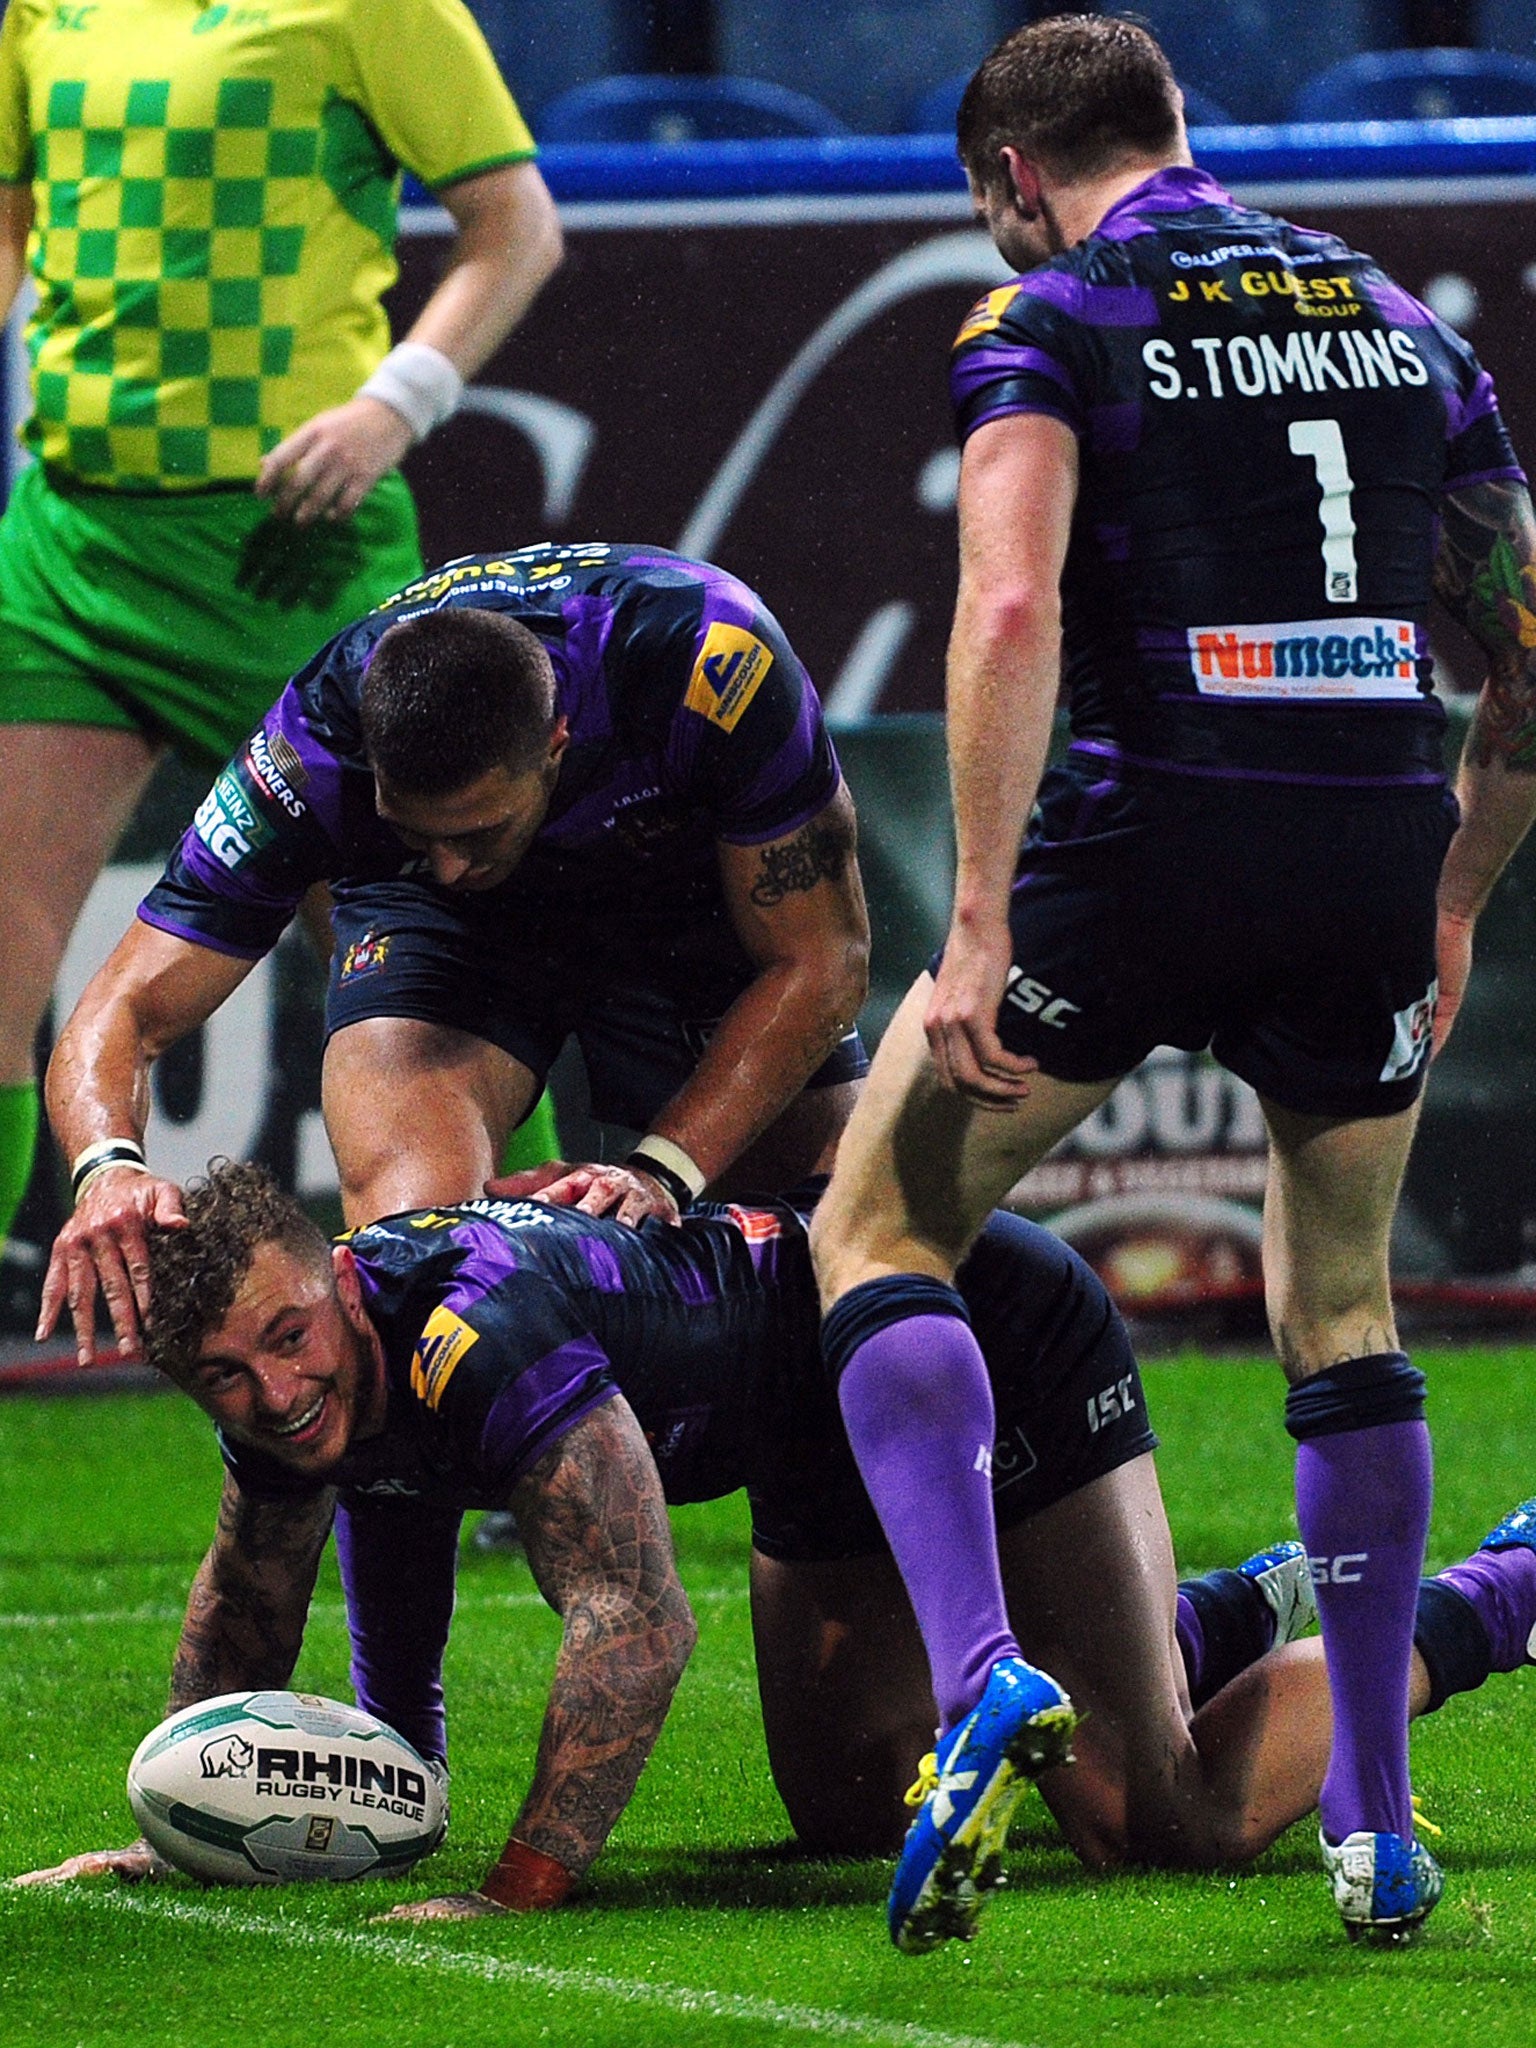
[
  {"xmin": 624, "ymin": 1150, "xmax": 693, "ymax": 1212},
  {"xmin": 71, "ymin": 1139, "xmax": 148, "ymax": 1202}
]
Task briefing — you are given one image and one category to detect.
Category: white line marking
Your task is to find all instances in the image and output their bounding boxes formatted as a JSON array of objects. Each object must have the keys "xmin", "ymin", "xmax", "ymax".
[
  {"xmin": 0, "ymin": 1586, "xmax": 749, "ymax": 1630},
  {"xmin": 58, "ymin": 1889, "xmax": 1040, "ymax": 2048}
]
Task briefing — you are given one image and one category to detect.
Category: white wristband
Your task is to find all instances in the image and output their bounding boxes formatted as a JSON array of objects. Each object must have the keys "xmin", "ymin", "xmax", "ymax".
[
  {"xmin": 357, "ymin": 341, "xmax": 463, "ymax": 444},
  {"xmin": 628, "ymin": 1134, "xmax": 706, "ymax": 1204}
]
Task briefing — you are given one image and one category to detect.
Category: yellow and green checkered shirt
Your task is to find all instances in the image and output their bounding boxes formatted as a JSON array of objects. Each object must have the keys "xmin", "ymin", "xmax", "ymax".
[{"xmin": 0, "ymin": 0, "xmax": 536, "ymax": 488}]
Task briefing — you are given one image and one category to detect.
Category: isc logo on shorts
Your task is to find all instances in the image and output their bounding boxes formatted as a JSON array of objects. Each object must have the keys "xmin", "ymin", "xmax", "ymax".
[
  {"xmin": 410, "ymin": 1306, "xmax": 479, "ymax": 1411},
  {"xmin": 684, "ymin": 623, "xmax": 774, "ymax": 732},
  {"xmin": 1188, "ymin": 618, "xmax": 1420, "ymax": 700}
]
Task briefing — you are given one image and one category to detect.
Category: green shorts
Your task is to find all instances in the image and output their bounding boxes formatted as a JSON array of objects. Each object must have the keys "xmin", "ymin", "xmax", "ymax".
[{"xmin": 0, "ymin": 463, "xmax": 422, "ymax": 772}]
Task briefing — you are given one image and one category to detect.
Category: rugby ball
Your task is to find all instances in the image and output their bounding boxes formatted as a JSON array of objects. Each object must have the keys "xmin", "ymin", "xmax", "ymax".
[{"xmin": 127, "ymin": 1691, "xmax": 446, "ymax": 1885}]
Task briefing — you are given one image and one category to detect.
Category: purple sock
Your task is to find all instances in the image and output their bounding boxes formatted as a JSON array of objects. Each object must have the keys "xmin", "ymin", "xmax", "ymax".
[
  {"xmin": 837, "ymin": 1314, "xmax": 1021, "ymax": 1730},
  {"xmin": 1438, "ymin": 1545, "xmax": 1536, "ymax": 1672},
  {"xmin": 1175, "ymin": 1592, "xmax": 1205, "ymax": 1697},
  {"xmin": 1294, "ymin": 1419, "xmax": 1431, "ymax": 1845},
  {"xmin": 334, "ymin": 1497, "xmax": 461, "ymax": 1763}
]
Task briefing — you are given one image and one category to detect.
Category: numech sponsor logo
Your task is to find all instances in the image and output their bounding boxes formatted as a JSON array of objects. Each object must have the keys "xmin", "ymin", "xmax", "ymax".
[{"xmin": 1187, "ymin": 618, "xmax": 1421, "ymax": 700}]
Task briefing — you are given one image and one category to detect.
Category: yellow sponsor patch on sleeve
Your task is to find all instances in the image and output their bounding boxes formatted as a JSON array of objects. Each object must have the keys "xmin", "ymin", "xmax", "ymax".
[
  {"xmin": 410, "ymin": 1305, "xmax": 480, "ymax": 1412},
  {"xmin": 953, "ymin": 283, "xmax": 1023, "ymax": 348},
  {"xmin": 683, "ymin": 622, "xmax": 775, "ymax": 733}
]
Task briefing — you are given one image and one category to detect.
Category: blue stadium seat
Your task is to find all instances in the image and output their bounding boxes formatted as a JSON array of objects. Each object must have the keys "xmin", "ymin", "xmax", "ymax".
[
  {"xmin": 535, "ymin": 74, "xmax": 851, "ymax": 145},
  {"xmin": 1292, "ymin": 47, "xmax": 1536, "ymax": 122},
  {"xmin": 904, "ymin": 71, "xmax": 1234, "ymax": 135}
]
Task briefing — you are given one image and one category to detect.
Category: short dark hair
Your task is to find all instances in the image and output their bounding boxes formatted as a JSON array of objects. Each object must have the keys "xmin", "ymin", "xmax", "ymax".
[
  {"xmin": 360, "ymin": 608, "xmax": 559, "ymax": 795},
  {"xmin": 145, "ymin": 1160, "xmax": 332, "ymax": 1382},
  {"xmin": 957, "ymin": 14, "xmax": 1181, "ymax": 190}
]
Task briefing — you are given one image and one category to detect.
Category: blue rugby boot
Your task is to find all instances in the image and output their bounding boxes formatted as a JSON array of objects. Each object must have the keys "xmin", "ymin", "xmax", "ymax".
[
  {"xmin": 1236, "ymin": 1538, "xmax": 1316, "ymax": 1647},
  {"xmin": 1321, "ymin": 1826, "xmax": 1444, "ymax": 1944},
  {"xmin": 1481, "ymin": 1496, "xmax": 1536, "ymax": 1569},
  {"xmin": 888, "ymin": 1657, "xmax": 1077, "ymax": 1955}
]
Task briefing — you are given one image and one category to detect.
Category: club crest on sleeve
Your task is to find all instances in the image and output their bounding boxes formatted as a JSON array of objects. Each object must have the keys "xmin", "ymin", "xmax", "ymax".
[{"xmin": 338, "ymin": 932, "xmax": 392, "ymax": 983}]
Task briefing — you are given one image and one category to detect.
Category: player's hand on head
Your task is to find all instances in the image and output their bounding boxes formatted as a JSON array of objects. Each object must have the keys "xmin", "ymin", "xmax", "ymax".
[
  {"xmin": 11, "ymin": 1839, "xmax": 170, "ymax": 1887},
  {"xmin": 37, "ymin": 1168, "xmax": 187, "ymax": 1367},
  {"xmin": 256, "ymin": 397, "xmax": 414, "ymax": 526},
  {"xmin": 925, "ymin": 926, "xmax": 1039, "ymax": 1109},
  {"xmin": 1432, "ymin": 905, "xmax": 1476, "ymax": 1058},
  {"xmin": 370, "ymin": 1891, "xmax": 508, "ymax": 1924}
]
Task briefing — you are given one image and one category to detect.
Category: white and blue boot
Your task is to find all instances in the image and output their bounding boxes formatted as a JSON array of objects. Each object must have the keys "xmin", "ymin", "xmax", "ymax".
[
  {"xmin": 1236, "ymin": 1538, "xmax": 1316, "ymax": 1646},
  {"xmin": 888, "ymin": 1657, "xmax": 1077, "ymax": 1955},
  {"xmin": 1321, "ymin": 1826, "xmax": 1444, "ymax": 1944}
]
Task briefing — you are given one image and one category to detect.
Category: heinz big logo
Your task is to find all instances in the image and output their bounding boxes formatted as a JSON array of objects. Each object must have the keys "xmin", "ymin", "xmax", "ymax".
[{"xmin": 684, "ymin": 623, "xmax": 775, "ymax": 732}]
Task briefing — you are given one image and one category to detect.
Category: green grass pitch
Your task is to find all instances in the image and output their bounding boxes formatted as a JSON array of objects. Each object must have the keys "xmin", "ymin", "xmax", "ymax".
[{"xmin": 3, "ymin": 1348, "xmax": 1535, "ymax": 2048}]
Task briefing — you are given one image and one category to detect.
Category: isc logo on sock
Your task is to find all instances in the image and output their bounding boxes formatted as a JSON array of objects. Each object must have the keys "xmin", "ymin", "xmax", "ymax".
[{"xmin": 1309, "ymin": 1552, "xmax": 1368, "ymax": 1584}]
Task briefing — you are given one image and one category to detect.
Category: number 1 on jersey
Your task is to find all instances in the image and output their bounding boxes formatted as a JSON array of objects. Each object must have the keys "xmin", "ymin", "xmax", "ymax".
[{"xmin": 1288, "ymin": 418, "xmax": 1358, "ymax": 605}]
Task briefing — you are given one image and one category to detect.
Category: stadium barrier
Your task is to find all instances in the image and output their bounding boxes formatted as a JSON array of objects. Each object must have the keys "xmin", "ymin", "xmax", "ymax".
[{"xmin": 7, "ymin": 121, "xmax": 1536, "ymax": 1350}]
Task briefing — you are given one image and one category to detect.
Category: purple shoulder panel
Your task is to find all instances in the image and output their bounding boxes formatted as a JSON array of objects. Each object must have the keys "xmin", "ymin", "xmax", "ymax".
[
  {"xmin": 478, "ymin": 1336, "xmax": 616, "ymax": 1488},
  {"xmin": 950, "ymin": 342, "xmax": 1079, "ymax": 407},
  {"xmin": 712, "ymin": 680, "xmax": 837, "ymax": 847},
  {"xmin": 551, "ymin": 595, "xmax": 619, "ymax": 745},
  {"xmin": 1093, "ymin": 165, "xmax": 1233, "ymax": 241},
  {"xmin": 1359, "ymin": 274, "xmax": 1435, "ymax": 328},
  {"xmin": 1017, "ymin": 267, "xmax": 1159, "ymax": 329},
  {"xmin": 1441, "ymin": 367, "xmax": 1499, "ymax": 443},
  {"xmin": 442, "ymin": 1217, "xmax": 523, "ymax": 1312}
]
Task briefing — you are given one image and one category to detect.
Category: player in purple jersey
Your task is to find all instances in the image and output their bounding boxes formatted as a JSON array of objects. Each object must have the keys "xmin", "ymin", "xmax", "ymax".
[
  {"xmin": 20, "ymin": 1161, "xmax": 1536, "ymax": 1931},
  {"xmin": 809, "ymin": 15, "xmax": 1536, "ymax": 1949},
  {"xmin": 38, "ymin": 543, "xmax": 871, "ymax": 1364}
]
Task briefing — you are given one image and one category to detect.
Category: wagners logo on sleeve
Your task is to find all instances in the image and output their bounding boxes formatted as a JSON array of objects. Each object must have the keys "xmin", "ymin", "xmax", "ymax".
[
  {"xmin": 1188, "ymin": 618, "xmax": 1421, "ymax": 700},
  {"xmin": 684, "ymin": 623, "xmax": 775, "ymax": 732},
  {"xmin": 194, "ymin": 770, "xmax": 273, "ymax": 870},
  {"xmin": 410, "ymin": 1305, "xmax": 479, "ymax": 1411}
]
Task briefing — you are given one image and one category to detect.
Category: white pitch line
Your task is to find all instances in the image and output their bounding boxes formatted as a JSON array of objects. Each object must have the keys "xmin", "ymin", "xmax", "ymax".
[
  {"xmin": 0, "ymin": 1585, "xmax": 749, "ymax": 1631},
  {"xmin": 60, "ymin": 1889, "xmax": 1040, "ymax": 2048}
]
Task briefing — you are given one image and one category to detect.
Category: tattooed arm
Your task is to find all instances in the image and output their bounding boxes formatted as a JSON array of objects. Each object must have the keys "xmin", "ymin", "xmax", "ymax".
[
  {"xmin": 167, "ymin": 1475, "xmax": 336, "ymax": 1711},
  {"xmin": 12, "ymin": 1477, "xmax": 333, "ymax": 1888},
  {"xmin": 375, "ymin": 1396, "xmax": 696, "ymax": 1923},
  {"xmin": 488, "ymin": 782, "xmax": 870, "ymax": 1223},
  {"xmin": 1431, "ymin": 477, "xmax": 1536, "ymax": 1050}
]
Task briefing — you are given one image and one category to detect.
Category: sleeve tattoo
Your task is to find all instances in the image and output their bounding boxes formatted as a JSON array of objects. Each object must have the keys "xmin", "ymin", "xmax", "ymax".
[
  {"xmin": 505, "ymin": 1399, "xmax": 696, "ymax": 1878},
  {"xmin": 1434, "ymin": 476, "xmax": 1536, "ymax": 772},
  {"xmin": 168, "ymin": 1476, "xmax": 335, "ymax": 1714},
  {"xmin": 749, "ymin": 811, "xmax": 855, "ymax": 908}
]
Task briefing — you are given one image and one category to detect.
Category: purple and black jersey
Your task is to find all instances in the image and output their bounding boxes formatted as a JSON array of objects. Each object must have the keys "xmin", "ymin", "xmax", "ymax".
[
  {"xmin": 219, "ymin": 1192, "xmax": 815, "ymax": 1511},
  {"xmin": 219, "ymin": 1190, "xmax": 1153, "ymax": 1562},
  {"xmin": 951, "ymin": 166, "xmax": 1524, "ymax": 786},
  {"xmin": 138, "ymin": 543, "xmax": 840, "ymax": 965}
]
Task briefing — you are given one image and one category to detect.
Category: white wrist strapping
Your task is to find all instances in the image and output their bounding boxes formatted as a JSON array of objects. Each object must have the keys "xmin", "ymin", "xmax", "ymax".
[
  {"xmin": 358, "ymin": 341, "xmax": 463, "ymax": 444},
  {"xmin": 626, "ymin": 1134, "xmax": 707, "ymax": 1206}
]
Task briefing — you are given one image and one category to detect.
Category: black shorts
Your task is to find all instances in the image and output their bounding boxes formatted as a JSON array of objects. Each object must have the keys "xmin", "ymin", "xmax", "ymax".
[
  {"xmin": 326, "ymin": 881, "xmax": 868, "ymax": 1128},
  {"xmin": 965, "ymin": 754, "xmax": 1457, "ymax": 1121},
  {"xmin": 748, "ymin": 1208, "xmax": 1158, "ymax": 1563}
]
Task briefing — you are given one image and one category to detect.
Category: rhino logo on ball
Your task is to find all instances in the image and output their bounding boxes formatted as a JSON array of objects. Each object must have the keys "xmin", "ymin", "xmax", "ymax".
[{"xmin": 199, "ymin": 1733, "xmax": 255, "ymax": 1779}]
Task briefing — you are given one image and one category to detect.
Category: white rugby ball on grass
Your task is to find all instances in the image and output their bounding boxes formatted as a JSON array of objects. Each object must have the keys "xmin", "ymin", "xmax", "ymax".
[{"xmin": 127, "ymin": 1691, "xmax": 446, "ymax": 1885}]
